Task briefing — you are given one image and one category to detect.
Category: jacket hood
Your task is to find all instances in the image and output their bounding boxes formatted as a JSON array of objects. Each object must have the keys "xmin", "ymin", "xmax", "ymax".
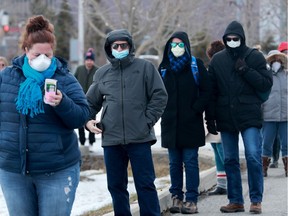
[
  {"xmin": 222, "ymin": 21, "xmax": 247, "ymax": 58},
  {"xmin": 223, "ymin": 20, "xmax": 246, "ymax": 43},
  {"xmin": 160, "ymin": 31, "xmax": 191, "ymax": 68},
  {"xmin": 104, "ymin": 29, "xmax": 135, "ymax": 62}
]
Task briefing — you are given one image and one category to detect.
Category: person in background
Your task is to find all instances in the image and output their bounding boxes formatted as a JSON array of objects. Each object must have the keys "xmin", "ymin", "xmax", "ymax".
[
  {"xmin": 278, "ymin": 41, "xmax": 288, "ymax": 55},
  {"xmin": 86, "ymin": 29, "xmax": 168, "ymax": 216},
  {"xmin": 253, "ymin": 44, "xmax": 263, "ymax": 53},
  {"xmin": 205, "ymin": 40, "xmax": 227, "ymax": 196},
  {"xmin": 0, "ymin": 56, "xmax": 9, "ymax": 71},
  {"xmin": 0, "ymin": 15, "xmax": 90, "ymax": 216},
  {"xmin": 269, "ymin": 41, "xmax": 288, "ymax": 169},
  {"xmin": 261, "ymin": 50, "xmax": 287, "ymax": 177},
  {"xmin": 74, "ymin": 48, "xmax": 98, "ymax": 146},
  {"xmin": 158, "ymin": 31, "xmax": 212, "ymax": 214},
  {"xmin": 207, "ymin": 20, "xmax": 272, "ymax": 214}
]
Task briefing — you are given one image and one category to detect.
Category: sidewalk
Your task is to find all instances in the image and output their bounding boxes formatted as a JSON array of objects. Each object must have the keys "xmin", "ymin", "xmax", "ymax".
[{"xmin": 173, "ymin": 160, "xmax": 288, "ymax": 216}]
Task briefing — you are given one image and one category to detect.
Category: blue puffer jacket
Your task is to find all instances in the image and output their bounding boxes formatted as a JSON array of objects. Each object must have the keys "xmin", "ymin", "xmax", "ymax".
[{"xmin": 0, "ymin": 55, "xmax": 90, "ymax": 175}]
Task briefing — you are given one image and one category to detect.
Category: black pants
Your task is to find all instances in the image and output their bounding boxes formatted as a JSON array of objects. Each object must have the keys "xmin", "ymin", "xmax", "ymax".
[
  {"xmin": 272, "ymin": 136, "xmax": 280, "ymax": 162},
  {"xmin": 78, "ymin": 127, "xmax": 95, "ymax": 145}
]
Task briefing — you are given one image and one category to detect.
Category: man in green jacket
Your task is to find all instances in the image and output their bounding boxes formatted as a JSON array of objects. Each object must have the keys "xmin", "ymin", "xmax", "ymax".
[{"xmin": 74, "ymin": 48, "xmax": 98, "ymax": 146}]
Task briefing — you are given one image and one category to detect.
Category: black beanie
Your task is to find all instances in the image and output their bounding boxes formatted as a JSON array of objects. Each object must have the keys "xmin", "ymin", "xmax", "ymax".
[{"xmin": 85, "ymin": 48, "xmax": 95, "ymax": 61}]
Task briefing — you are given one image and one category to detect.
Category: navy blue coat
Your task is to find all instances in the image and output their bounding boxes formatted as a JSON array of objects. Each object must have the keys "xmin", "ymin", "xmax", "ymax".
[{"xmin": 0, "ymin": 55, "xmax": 90, "ymax": 175}]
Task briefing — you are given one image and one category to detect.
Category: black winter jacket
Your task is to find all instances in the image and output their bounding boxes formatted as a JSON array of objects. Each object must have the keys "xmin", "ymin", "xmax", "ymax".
[
  {"xmin": 207, "ymin": 21, "xmax": 273, "ymax": 132},
  {"xmin": 158, "ymin": 31, "xmax": 212, "ymax": 149}
]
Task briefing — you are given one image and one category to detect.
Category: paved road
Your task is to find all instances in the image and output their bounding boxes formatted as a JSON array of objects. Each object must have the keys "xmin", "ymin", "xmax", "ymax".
[{"xmin": 169, "ymin": 160, "xmax": 288, "ymax": 216}]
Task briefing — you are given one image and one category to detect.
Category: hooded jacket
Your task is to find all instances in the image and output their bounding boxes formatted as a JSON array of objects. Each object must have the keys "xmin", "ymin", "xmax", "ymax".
[
  {"xmin": 86, "ymin": 29, "xmax": 168, "ymax": 146},
  {"xmin": 0, "ymin": 55, "xmax": 90, "ymax": 175},
  {"xmin": 208, "ymin": 21, "xmax": 273, "ymax": 132},
  {"xmin": 262, "ymin": 67, "xmax": 287, "ymax": 122},
  {"xmin": 158, "ymin": 31, "xmax": 212, "ymax": 149}
]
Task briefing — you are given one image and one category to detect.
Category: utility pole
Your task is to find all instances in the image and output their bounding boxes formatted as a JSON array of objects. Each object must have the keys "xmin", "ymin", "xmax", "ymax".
[
  {"xmin": 78, "ymin": 0, "xmax": 84, "ymax": 65},
  {"xmin": 0, "ymin": 10, "xmax": 9, "ymax": 58}
]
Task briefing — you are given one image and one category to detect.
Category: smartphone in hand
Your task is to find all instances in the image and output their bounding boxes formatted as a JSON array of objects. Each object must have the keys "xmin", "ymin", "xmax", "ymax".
[{"xmin": 96, "ymin": 122, "xmax": 103, "ymax": 130}]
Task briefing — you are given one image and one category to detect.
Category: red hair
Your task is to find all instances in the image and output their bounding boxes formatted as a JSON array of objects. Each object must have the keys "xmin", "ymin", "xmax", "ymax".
[{"xmin": 19, "ymin": 15, "xmax": 56, "ymax": 51}]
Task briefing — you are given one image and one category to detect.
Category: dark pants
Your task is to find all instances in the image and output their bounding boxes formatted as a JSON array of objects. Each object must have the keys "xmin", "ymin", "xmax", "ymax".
[
  {"xmin": 168, "ymin": 147, "xmax": 199, "ymax": 203},
  {"xmin": 272, "ymin": 137, "xmax": 280, "ymax": 163},
  {"xmin": 103, "ymin": 142, "xmax": 160, "ymax": 216},
  {"xmin": 78, "ymin": 127, "xmax": 95, "ymax": 145}
]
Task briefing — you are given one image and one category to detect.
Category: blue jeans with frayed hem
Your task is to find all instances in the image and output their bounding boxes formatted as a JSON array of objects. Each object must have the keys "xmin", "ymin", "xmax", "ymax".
[{"xmin": 0, "ymin": 162, "xmax": 80, "ymax": 216}]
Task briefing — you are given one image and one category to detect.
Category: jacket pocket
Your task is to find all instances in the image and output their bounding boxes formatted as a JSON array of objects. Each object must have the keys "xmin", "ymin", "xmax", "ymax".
[
  {"xmin": 217, "ymin": 96, "xmax": 229, "ymax": 106},
  {"xmin": 238, "ymin": 95, "xmax": 258, "ymax": 104}
]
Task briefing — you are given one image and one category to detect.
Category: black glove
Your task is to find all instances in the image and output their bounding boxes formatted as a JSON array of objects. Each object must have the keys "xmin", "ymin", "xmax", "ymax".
[
  {"xmin": 235, "ymin": 58, "xmax": 248, "ymax": 75},
  {"xmin": 206, "ymin": 120, "xmax": 218, "ymax": 135}
]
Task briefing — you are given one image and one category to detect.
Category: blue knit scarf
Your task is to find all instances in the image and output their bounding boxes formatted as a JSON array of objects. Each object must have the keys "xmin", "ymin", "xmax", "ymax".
[
  {"xmin": 16, "ymin": 56, "xmax": 57, "ymax": 117},
  {"xmin": 169, "ymin": 52, "xmax": 189, "ymax": 72}
]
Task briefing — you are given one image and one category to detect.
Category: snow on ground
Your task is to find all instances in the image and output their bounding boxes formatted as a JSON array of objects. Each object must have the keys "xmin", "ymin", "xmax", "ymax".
[{"xmin": 71, "ymin": 170, "xmax": 170, "ymax": 216}]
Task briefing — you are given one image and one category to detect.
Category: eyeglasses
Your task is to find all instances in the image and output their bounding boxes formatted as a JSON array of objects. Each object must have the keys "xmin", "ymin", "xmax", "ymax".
[
  {"xmin": 226, "ymin": 37, "xmax": 240, "ymax": 42},
  {"xmin": 112, "ymin": 43, "xmax": 129, "ymax": 50},
  {"xmin": 170, "ymin": 42, "xmax": 185, "ymax": 48}
]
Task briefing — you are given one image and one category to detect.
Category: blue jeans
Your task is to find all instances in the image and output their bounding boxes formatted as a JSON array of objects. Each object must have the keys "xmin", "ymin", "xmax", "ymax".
[
  {"xmin": 211, "ymin": 142, "xmax": 227, "ymax": 189},
  {"xmin": 103, "ymin": 142, "xmax": 160, "ymax": 216},
  {"xmin": 168, "ymin": 147, "xmax": 199, "ymax": 203},
  {"xmin": 262, "ymin": 121, "xmax": 287, "ymax": 157},
  {"xmin": 0, "ymin": 162, "xmax": 80, "ymax": 216},
  {"xmin": 221, "ymin": 128, "xmax": 263, "ymax": 204},
  {"xmin": 211, "ymin": 143, "xmax": 225, "ymax": 172}
]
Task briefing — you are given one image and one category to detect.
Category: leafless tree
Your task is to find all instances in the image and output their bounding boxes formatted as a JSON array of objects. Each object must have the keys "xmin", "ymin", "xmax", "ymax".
[{"xmin": 82, "ymin": 0, "xmax": 286, "ymax": 63}]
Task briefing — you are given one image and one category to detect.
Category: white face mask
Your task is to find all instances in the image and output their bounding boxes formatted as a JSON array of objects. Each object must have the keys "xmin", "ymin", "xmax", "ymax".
[
  {"xmin": 171, "ymin": 46, "xmax": 185, "ymax": 57},
  {"xmin": 30, "ymin": 54, "xmax": 52, "ymax": 72},
  {"xmin": 227, "ymin": 40, "xmax": 241, "ymax": 48},
  {"xmin": 272, "ymin": 61, "xmax": 281, "ymax": 73}
]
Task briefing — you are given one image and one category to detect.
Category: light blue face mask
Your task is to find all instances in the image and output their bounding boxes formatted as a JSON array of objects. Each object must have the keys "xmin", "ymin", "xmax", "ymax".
[{"xmin": 112, "ymin": 49, "xmax": 129, "ymax": 59}]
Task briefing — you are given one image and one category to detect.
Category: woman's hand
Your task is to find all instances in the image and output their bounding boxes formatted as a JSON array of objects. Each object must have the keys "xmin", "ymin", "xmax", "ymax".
[{"xmin": 49, "ymin": 90, "xmax": 63, "ymax": 107}]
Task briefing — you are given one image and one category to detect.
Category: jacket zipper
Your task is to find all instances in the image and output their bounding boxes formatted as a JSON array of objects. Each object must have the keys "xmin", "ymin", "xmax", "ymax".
[{"xmin": 120, "ymin": 61, "xmax": 126, "ymax": 144}]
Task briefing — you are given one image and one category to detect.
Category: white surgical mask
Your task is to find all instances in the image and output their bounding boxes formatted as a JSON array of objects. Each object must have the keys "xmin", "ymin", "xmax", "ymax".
[
  {"xmin": 30, "ymin": 54, "xmax": 52, "ymax": 72},
  {"xmin": 171, "ymin": 46, "xmax": 185, "ymax": 57},
  {"xmin": 272, "ymin": 61, "xmax": 281, "ymax": 73},
  {"xmin": 227, "ymin": 40, "xmax": 241, "ymax": 48}
]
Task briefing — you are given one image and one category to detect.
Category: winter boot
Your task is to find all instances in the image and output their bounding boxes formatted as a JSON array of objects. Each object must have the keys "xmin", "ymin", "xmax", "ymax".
[
  {"xmin": 282, "ymin": 157, "xmax": 288, "ymax": 177},
  {"xmin": 262, "ymin": 157, "xmax": 270, "ymax": 177},
  {"xmin": 170, "ymin": 195, "xmax": 183, "ymax": 213}
]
